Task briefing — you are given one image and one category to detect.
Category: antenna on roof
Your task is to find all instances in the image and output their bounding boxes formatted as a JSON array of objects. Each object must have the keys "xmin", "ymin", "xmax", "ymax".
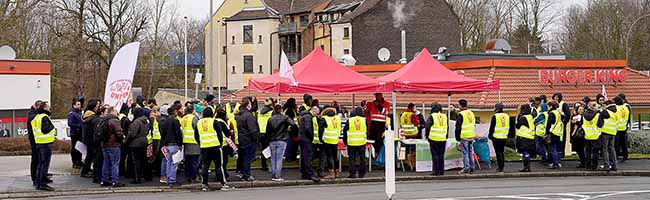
[{"xmin": 0, "ymin": 46, "xmax": 16, "ymax": 60}]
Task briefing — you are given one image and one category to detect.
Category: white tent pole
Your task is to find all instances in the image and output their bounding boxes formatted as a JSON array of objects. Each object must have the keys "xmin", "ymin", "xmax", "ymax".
[
  {"xmin": 386, "ymin": 91, "xmax": 397, "ymax": 199},
  {"xmin": 447, "ymin": 93, "xmax": 452, "ymax": 120}
]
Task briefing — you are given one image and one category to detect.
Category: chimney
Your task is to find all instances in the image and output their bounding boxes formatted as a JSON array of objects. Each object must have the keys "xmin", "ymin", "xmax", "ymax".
[{"xmin": 399, "ymin": 30, "xmax": 407, "ymax": 64}]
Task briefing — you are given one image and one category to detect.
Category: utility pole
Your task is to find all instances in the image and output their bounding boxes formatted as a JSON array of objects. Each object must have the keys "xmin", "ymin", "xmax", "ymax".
[
  {"xmin": 184, "ymin": 16, "xmax": 188, "ymax": 102},
  {"xmin": 208, "ymin": 0, "xmax": 214, "ymax": 95}
]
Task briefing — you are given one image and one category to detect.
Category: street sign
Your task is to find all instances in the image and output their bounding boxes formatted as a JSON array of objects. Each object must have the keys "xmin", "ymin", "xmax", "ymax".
[{"xmin": 194, "ymin": 72, "xmax": 202, "ymax": 84}]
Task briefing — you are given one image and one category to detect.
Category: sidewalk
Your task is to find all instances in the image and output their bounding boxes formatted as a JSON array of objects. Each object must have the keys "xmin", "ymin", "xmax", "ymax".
[{"xmin": 1, "ymin": 154, "xmax": 649, "ymax": 197}]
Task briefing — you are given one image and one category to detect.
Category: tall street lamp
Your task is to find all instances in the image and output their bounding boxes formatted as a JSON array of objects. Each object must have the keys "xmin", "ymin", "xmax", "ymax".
[
  {"xmin": 626, "ymin": 13, "xmax": 650, "ymax": 67},
  {"xmin": 184, "ymin": 16, "xmax": 188, "ymax": 102}
]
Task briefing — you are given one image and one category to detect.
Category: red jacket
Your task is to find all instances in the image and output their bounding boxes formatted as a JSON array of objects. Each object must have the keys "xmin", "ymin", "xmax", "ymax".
[{"xmin": 365, "ymin": 99, "xmax": 391, "ymax": 122}]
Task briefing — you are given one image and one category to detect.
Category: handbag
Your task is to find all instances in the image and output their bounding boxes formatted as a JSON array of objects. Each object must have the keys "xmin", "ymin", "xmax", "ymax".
[{"xmin": 375, "ymin": 145, "xmax": 385, "ymax": 167}]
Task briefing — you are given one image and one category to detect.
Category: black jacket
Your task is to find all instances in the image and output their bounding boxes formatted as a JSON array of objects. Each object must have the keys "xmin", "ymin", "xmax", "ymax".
[
  {"xmin": 454, "ymin": 110, "xmax": 466, "ymax": 141},
  {"xmin": 127, "ymin": 116, "xmax": 150, "ymax": 148},
  {"xmin": 67, "ymin": 108, "xmax": 82, "ymax": 137},
  {"xmin": 82, "ymin": 110, "xmax": 101, "ymax": 146},
  {"xmin": 298, "ymin": 110, "xmax": 315, "ymax": 143},
  {"xmin": 34, "ymin": 109, "xmax": 55, "ymax": 142},
  {"xmin": 236, "ymin": 108, "xmax": 259, "ymax": 146},
  {"xmin": 27, "ymin": 108, "xmax": 38, "ymax": 146},
  {"xmin": 265, "ymin": 113, "xmax": 296, "ymax": 143},
  {"xmin": 424, "ymin": 112, "xmax": 449, "ymax": 140},
  {"xmin": 159, "ymin": 115, "xmax": 182, "ymax": 146}
]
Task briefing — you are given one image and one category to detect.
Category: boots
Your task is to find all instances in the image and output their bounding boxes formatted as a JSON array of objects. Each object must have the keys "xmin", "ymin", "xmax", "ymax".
[
  {"xmin": 519, "ymin": 158, "xmax": 531, "ymax": 172},
  {"xmin": 323, "ymin": 169, "xmax": 335, "ymax": 179},
  {"xmin": 335, "ymin": 170, "xmax": 341, "ymax": 178}
]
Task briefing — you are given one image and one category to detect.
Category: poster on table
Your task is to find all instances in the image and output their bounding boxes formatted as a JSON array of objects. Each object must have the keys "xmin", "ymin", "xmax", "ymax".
[
  {"xmin": 103, "ymin": 42, "xmax": 141, "ymax": 109},
  {"xmin": 412, "ymin": 121, "xmax": 495, "ymax": 172}
]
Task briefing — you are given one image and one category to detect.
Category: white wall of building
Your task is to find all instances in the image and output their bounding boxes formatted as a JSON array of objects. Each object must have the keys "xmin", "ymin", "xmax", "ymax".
[
  {"xmin": 331, "ymin": 23, "xmax": 352, "ymax": 61},
  {"xmin": 226, "ymin": 19, "xmax": 280, "ymax": 89},
  {"xmin": 0, "ymin": 75, "xmax": 50, "ymax": 110}
]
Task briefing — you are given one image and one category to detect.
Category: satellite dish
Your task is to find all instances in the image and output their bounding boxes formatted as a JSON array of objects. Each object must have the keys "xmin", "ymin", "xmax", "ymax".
[
  {"xmin": 378, "ymin": 48, "xmax": 390, "ymax": 62},
  {"xmin": 0, "ymin": 46, "xmax": 16, "ymax": 60}
]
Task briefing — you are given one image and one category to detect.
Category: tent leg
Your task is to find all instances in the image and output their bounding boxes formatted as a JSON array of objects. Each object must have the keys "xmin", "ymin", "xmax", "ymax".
[
  {"xmin": 385, "ymin": 91, "xmax": 397, "ymax": 199},
  {"xmin": 447, "ymin": 93, "xmax": 452, "ymax": 120}
]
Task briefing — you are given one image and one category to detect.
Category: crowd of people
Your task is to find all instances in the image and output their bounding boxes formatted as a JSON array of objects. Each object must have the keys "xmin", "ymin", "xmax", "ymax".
[{"xmin": 26, "ymin": 91, "xmax": 631, "ymax": 192}]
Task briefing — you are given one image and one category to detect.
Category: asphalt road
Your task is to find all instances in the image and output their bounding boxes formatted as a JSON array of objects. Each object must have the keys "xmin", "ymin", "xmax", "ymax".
[{"xmin": 53, "ymin": 176, "xmax": 650, "ymax": 200}]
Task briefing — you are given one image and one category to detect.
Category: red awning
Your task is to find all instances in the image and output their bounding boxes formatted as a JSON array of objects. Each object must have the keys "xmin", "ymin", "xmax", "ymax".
[
  {"xmin": 249, "ymin": 48, "xmax": 387, "ymax": 93},
  {"xmin": 378, "ymin": 49, "xmax": 500, "ymax": 93}
]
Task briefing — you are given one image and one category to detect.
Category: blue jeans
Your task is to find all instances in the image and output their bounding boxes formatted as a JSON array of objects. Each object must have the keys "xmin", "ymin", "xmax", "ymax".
[
  {"xmin": 101, "ymin": 147, "xmax": 121, "ymax": 184},
  {"xmin": 460, "ymin": 139, "xmax": 475, "ymax": 170},
  {"xmin": 165, "ymin": 145, "xmax": 180, "ymax": 185},
  {"xmin": 35, "ymin": 144, "xmax": 52, "ymax": 187},
  {"xmin": 550, "ymin": 136, "xmax": 561, "ymax": 166},
  {"xmin": 240, "ymin": 143, "xmax": 257, "ymax": 179},
  {"xmin": 536, "ymin": 136, "xmax": 549, "ymax": 162},
  {"xmin": 270, "ymin": 141, "xmax": 287, "ymax": 179}
]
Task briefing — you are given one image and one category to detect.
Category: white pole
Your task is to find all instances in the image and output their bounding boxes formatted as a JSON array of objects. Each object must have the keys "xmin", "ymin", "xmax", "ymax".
[
  {"xmin": 208, "ymin": 0, "xmax": 214, "ymax": 95},
  {"xmin": 447, "ymin": 93, "xmax": 451, "ymax": 120},
  {"xmin": 195, "ymin": 69, "xmax": 200, "ymax": 100},
  {"xmin": 184, "ymin": 16, "xmax": 188, "ymax": 103},
  {"xmin": 386, "ymin": 91, "xmax": 397, "ymax": 199},
  {"xmin": 217, "ymin": 13, "xmax": 222, "ymax": 104}
]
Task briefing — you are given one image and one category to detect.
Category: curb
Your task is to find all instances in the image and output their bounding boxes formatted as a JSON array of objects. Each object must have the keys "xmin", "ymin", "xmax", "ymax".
[{"xmin": 4, "ymin": 170, "xmax": 649, "ymax": 198}]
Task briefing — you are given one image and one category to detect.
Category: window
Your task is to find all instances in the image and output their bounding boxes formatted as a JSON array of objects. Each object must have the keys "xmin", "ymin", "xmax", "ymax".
[
  {"xmin": 320, "ymin": 45, "xmax": 325, "ymax": 50},
  {"xmin": 231, "ymin": 36, "xmax": 235, "ymax": 44},
  {"xmin": 231, "ymin": 66, "xmax": 236, "ymax": 74},
  {"xmin": 344, "ymin": 49, "xmax": 350, "ymax": 55},
  {"xmin": 243, "ymin": 56, "xmax": 254, "ymax": 73},
  {"xmin": 222, "ymin": 46, "xmax": 227, "ymax": 54},
  {"xmin": 343, "ymin": 27, "xmax": 350, "ymax": 38},
  {"xmin": 258, "ymin": 65, "xmax": 263, "ymax": 73},
  {"xmin": 258, "ymin": 35, "xmax": 263, "ymax": 43},
  {"xmin": 243, "ymin": 25, "xmax": 253, "ymax": 43},
  {"xmin": 299, "ymin": 15, "xmax": 309, "ymax": 27}
]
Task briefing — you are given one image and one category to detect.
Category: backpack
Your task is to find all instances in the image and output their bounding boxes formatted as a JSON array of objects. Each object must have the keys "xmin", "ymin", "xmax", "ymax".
[{"xmin": 95, "ymin": 117, "xmax": 111, "ymax": 144}]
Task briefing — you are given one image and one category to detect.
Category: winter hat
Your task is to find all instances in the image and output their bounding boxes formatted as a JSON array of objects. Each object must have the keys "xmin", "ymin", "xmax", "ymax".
[
  {"xmin": 205, "ymin": 94, "xmax": 216, "ymax": 103},
  {"xmin": 160, "ymin": 105, "xmax": 170, "ymax": 116}
]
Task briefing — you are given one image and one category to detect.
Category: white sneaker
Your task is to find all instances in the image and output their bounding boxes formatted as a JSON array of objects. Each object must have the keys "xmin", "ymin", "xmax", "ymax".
[
  {"xmin": 271, "ymin": 178, "xmax": 284, "ymax": 182},
  {"xmin": 221, "ymin": 185, "xmax": 234, "ymax": 191},
  {"xmin": 202, "ymin": 184, "xmax": 209, "ymax": 192}
]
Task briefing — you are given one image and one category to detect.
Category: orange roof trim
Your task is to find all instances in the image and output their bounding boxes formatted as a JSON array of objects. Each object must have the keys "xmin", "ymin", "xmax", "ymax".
[
  {"xmin": 352, "ymin": 59, "xmax": 627, "ymax": 72},
  {"xmin": 0, "ymin": 60, "xmax": 51, "ymax": 75}
]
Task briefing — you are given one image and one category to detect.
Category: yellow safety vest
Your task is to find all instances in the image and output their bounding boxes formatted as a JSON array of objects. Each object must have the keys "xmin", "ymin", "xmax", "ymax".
[
  {"xmin": 181, "ymin": 115, "xmax": 197, "ymax": 144},
  {"xmin": 216, "ymin": 118, "xmax": 230, "ymax": 147},
  {"xmin": 302, "ymin": 103, "xmax": 311, "ymax": 111},
  {"xmin": 616, "ymin": 105, "xmax": 630, "ymax": 131},
  {"xmin": 226, "ymin": 103, "xmax": 240, "ymax": 121},
  {"xmin": 323, "ymin": 116, "xmax": 342, "ymax": 145},
  {"xmin": 197, "ymin": 118, "xmax": 221, "ymax": 148},
  {"xmin": 428, "ymin": 113, "xmax": 448, "ymax": 142},
  {"xmin": 145, "ymin": 119, "xmax": 153, "ymax": 144},
  {"xmin": 558, "ymin": 101, "xmax": 566, "ymax": 116},
  {"xmin": 400, "ymin": 111, "xmax": 417, "ymax": 136},
  {"xmin": 32, "ymin": 114, "xmax": 56, "ymax": 144},
  {"xmin": 516, "ymin": 115, "xmax": 534, "ymax": 140},
  {"xmin": 583, "ymin": 113, "xmax": 601, "ymax": 140},
  {"xmin": 347, "ymin": 117, "xmax": 367, "ymax": 146},
  {"xmin": 151, "ymin": 120, "xmax": 161, "ymax": 140},
  {"xmin": 228, "ymin": 118, "xmax": 239, "ymax": 144},
  {"xmin": 550, "ymin": 110, "xmax": 563, "ymax": 138},
  {"xmin": 118, "ymin": 113, "xmax": 126, "ymax": 121},
  {"xmin": 535, "ymin": 112, "xmax": 548, "ymax": 137},
  {"xmin": 493, "ymin": 113, "xmax": 510, "ymax": 139},
  {"xmin": 257, "ymin": 111, "xmax": 272, "ymax": 134},
  {"xmin": 602, "ymin": 109, "xmax": 618, "ymax": 135},
  {"xmin": 460, "ymin": 110, "xmax": 476, "ymax": 139},
  {"xmin": 312, "ymin": 117, "xmax": 321, "ymax": 144}
]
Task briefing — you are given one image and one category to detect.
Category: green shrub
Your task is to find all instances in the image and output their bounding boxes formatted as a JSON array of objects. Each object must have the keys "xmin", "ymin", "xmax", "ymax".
[
  {"xmin": 628, "ymin": 130, "xmax": 650, "ymax": 154},
  {"xmin": 0, "ymin": 137, "xmax": 71, "ymax": 155}
]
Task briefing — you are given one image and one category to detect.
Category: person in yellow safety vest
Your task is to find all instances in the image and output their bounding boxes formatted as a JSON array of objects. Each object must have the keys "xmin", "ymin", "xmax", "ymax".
[
  {"xmin": 545, "ymin": 101, "xmax": 564, "ymax": 169},
  {"xmin": 205, "ymin": 94, "xmax": 218, "ymax": 115},
  {"xmin": 319, "ymin": 107, "xmax": 341, "ymax": 179},
  {"xmin": 552, "ymin": 93, "xmax": 570, "ymax": 158},
  {"xmin": 117, "ymin": 103, "xmax": 132, "ymax": 183},
  {"xmin": 400, "ymin": 103, "xmax": 421, "ymax": 138},
  {"xmin": 225, "ymin": 102, "xmax": 241, "ymax": 121},
  {"xmin": 515, "ymin": 104, "xmax": 535, "ymax": 172},
  {"xmin": 299, "ymin": 94, "xmax": 313, "ymax": 113},
  {"xmin": 181, "ymin": 105, "xmax": 201, "ymax": 183},
  {"xmin": 31, "ymin": 101, "xmax": 56, "ymax": 191},
  {"xmin": 425, "ymin": 103, "xmax": 447, "ymax": 176},
  {"xmin": 488, "ymin": 103, "xmax": 513, "ymax": 173},
  {"xmin": 582, "ymin": 102, "xmax": 603, "ymax": 171},
  {"xmin": 600, "ymin": 100, "xmax": 619, "ymax": 172},
  {"xmin": 298, "ymin": 106, "xmax": 322, "ymax": 182},
  {"xmin": 215, "ymin": 108, "xmax": 235, "ymax": 180},
  {"xmin": 311, "ymin": 110, "xmax": 327, "ymax": 178},
  {"xmin": 454, "ymin": 99, "xmax": 476, "ymax": 174},
  {"xmin": 569, "ymin": 103, "xmax": 587, "ymax": 169},
  {"xmin": 614, "ymin": 95, "xmax": 631, "ymax": 162},
  {"xmin": 197, "ymin": 107, "xmax": 232, "ymax": 191},
  {"xmin": 282, "ymin": 98, "xmax": 301, "ymax": 163},
  {"xmin": 257, "ymin": 97, "xmax": 275, "ymax": 172},
  {"xmin": 534, "ymin": 103, "xmax": 550, "ymax": 164},
  {"xmin": 342, "ymin": 107, "xmax": 367, "ymax": 178}
]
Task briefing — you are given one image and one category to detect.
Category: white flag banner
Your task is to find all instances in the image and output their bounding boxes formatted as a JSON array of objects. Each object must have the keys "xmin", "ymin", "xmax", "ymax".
[
  {"xmin": 279, "ymin": 50, "xmax": 298, "ymax": 86},
  {"xmin": 103, "ymin": 42, "xmax": 141, "ymax": 109},
  {"xmin": 601, "ymin": 84, "xmax": 608, "ymax": 101}
]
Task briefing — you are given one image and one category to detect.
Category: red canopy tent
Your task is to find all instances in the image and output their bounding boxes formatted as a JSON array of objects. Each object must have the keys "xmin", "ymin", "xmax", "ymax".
[
  {"xmin": 248, "ymin": 48, "xmax": 386, "ymax": 93},
  {"xmin": 376, "ymin": 49, "xmax": 500, "ymax": 198},
  {"xmin": 378, "ymin": 48, "xmax": 500, "ymax": 93}
]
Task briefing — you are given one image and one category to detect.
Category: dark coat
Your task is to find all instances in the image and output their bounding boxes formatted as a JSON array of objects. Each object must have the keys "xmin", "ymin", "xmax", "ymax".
[
  {"xmin": 298, "ymin": 110, "xmax": 314, "ymax": 143},
  {"xmin": 236, "ymin": 108, "xmax": 259, "ymax": 146},
  {"xmin": 81, "ymin": 110, "xmax": 101, "ymax": 146},
  {"xmin": 516, "ymin": 114, "xmax": 535, "ymax": 151},
  {"xmin": 127, "ymin": 116, "xmax": 150, "ymax": 148},
  {"xmin": 265, "ymin": 113, "xmax": 296, "ymax": 143},
  {"xmin": 159, "ymin": 115, "xmax": 182, "ymax": 146},
  {"xmin": 102, "ymin": 114, "xmax": 123, "ymax": 148},
  {"xmin": 67, "ymin": 108, "xmax": 82, "ymax": 137}
]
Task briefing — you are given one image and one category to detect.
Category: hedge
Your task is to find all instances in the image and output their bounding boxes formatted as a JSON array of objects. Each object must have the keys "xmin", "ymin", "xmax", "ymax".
[
  {"xmin": 0, "ymin": 137, "xmax": 71, "ymax": 156},
  {"xmin": 629, "ymin": 130, "xmax": 650, "ymax": 154}
]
